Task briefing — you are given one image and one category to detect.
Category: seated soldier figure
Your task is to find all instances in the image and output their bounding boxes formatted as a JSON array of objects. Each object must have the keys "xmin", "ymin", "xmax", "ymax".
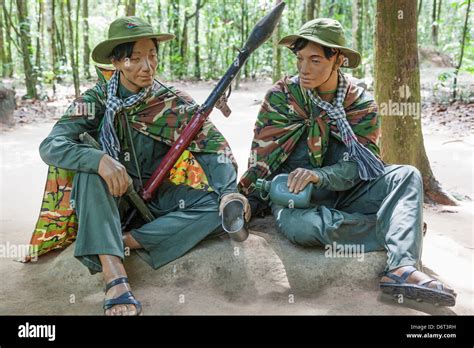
[
  {"xmin": 37, "ymin": 16, "xmax": 250, "ymax": 315},
  {"xmin": 239, "ymin": 18, "xmax": 456, "ymax": 307}
]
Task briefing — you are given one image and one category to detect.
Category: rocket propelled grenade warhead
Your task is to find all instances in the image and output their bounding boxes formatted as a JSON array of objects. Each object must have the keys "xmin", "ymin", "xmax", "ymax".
[{"xmin": 243, "ymin": 2, "xmax": 286, "ymax": 54}]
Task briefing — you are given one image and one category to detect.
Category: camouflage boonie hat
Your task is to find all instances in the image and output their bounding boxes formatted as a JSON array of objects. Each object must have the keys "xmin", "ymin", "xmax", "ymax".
[{"xmin": 279, "ymin": 18, "xmax": 361, "ymax": 68}]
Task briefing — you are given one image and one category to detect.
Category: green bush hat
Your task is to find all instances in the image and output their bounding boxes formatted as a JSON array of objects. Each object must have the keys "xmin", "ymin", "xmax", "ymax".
[
  {"xmin": 278, "ymin": 18, "xmax": 361, "ymax": 69},
  {"xmin": 92, "ymin": 16, "xmax": 175, "ymax": 64}
]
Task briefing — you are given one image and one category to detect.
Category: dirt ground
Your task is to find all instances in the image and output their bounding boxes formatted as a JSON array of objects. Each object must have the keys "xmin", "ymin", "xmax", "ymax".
[{"xmin": 0, "ymin": 78, "xmax": 472, "ymax": 315}]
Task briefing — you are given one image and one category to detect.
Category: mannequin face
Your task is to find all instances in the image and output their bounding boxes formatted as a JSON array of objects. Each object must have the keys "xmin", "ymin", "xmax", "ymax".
[
  {"xmin": 111, "ymin": 39, "xmax": 158, "ymax": 93},
  {"xmin": 295, "ymin": 42, "xmax": 343, "ymax": 90}
]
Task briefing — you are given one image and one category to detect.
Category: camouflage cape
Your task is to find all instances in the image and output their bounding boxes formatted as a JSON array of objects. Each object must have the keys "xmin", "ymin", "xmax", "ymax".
[
  {"xmin": 238, "ymin": 73, "xmax": 381, "ymax": 195},
  {"xmin": 28, "ymin": 67, "xmax": 236, "ymax": 260}
]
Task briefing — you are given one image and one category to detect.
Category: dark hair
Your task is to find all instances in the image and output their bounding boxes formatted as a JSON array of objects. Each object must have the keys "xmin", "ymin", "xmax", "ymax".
[
  {"xmin": 290, "ymin": 38, "xmax": 338, "ymax": 60},
  {"xmin": 109, "ymin": 38, "xmax": 158, "ymax": 61}
]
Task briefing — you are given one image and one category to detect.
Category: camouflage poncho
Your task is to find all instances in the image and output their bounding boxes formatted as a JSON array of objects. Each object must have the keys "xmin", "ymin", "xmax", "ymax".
[
  {"xmin": 28, "ymin": 67, "xmax": 236, "ymax": 259},
  {"xmin": 238, "ymin": 73, "xmax": 381, "ymax": 195}
]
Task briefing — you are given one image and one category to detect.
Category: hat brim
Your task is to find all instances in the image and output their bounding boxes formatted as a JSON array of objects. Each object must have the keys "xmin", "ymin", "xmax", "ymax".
[
  {"xmin": 92, "ymin": 33, "xmax": 175, "ymax": 64},
  {"xmin": 278, "ymin": 34, "xmax": 361, "ymax": 69}
]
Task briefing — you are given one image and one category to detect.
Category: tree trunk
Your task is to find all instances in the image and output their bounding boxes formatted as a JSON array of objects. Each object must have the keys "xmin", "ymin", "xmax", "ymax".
[
  {"xmin": 436, "ymin": 0, "xmax": 442, "ymax": 44},
  {"xmin": 75, "ymin": 0, "xmax": 80, "ymax": 78},
  {"xmin": 432, "ymin": 0, "xmax": 438, "ymax": 46},
  {"xmin": 363, "ymin": 0, "xmax": 374, "ymax": 77},
  {"xmin": 223, "ymin": 0, "xmax": 230, "ymax": 69},
  {"xmin": 234, "ymin": 0, "xmax": 247, "ymax": 89},
  {"xmin": 306, "ymin": 0, "xmax": 320, "ymax": 21},
  {"xmin": 417, "ymin": 0, "xmax": 423, "ymax": 23},
  {"xmin": 194, "ymin": 0, "xmax": 201, "ymax": 80},
  {"xmin": 375, "ymin": 0, "xmax": 457, "ymax": 205},
  {"xmin": 301, "ymin": 0, "xmax": 306, "ymax": 25},
  {"xmin": 452, "ymin": 0, "xmax": 471, "ymax": 102},
  {"xmin": 352, "ymin": 0, "xmax": 364, "ymax": 78},
  {"xmin": 4, "ymin": 0, "xmax": 13, "ymax": 77},
  {"xmin": 163, "ymin": 2, "xmax": 172, "ymax": 73},
  {"xmin": 125, "ymin": 0, "xmax": 135, "ymax": 16},
  {"xmin": 83, "ymin": 0, "xmax": 90, "ymax": 79},
  {"xmin": 0, "ymin": 0, "xmax": 6, "ymax": 77},
  {"xmin": 45, "ymin": 0, "xmax": 56, "ymax": 94},
  {"xmin": 437, "ymin": 0, "xmax": 442, "ymax": 21},
  {"xmin": 16, "ymin": 0, "xmax": 38, "ymax": 99},
  {"xmin": 327, "ymin": 0, "xmax": 336, "ymax": 17},
  {"xmin": 66, "ymin": 0, "xmax": 80, "ymax": 97},
  {"xmin": 58, "ymin": 0, "xmax": 67, "ymax": 68},
  {"xmin": 181, "ymin": 0, "xmax": 205, "ymax": 79},
  {"xmin": 243, "ymin": 0, "xmax": 249, "ymax": 79},
  {"xmin": 156, "ymin": 1, "xmax": 163, "ymax": 72},
  {"xmin": 272, "ymin": 0, "xmax": 282, "ymax": 83},
  {"xmin": 169, "ymin": 0, "xmax": 180, "ymax": 78},
  {"xmin": 35, "ymin": 0, "xmax": 43, "ymax": 73},
  {"xmin": 206, "ymin": 14, "xmax": 214, "ymax": 79},
  {"xmin": 54, "ymin": 20, "xmax": 65, "ymax": 82},
  {"xmin": 180, "ymin": 12, "xmax": 189, "ymax": 78}
]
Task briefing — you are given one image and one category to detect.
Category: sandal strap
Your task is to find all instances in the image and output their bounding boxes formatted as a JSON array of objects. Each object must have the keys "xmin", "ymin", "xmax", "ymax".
[
  {"xmin": 103, "ymin": 291, "xmax": 142, "ymax": 313},
  {"xmin": 383, "ymin": 272, "xmax": 405, "ymax": 284},
  {"xmin": 419, "ymin": 278, "xmax": 443, "ymax": 290},
  {"xmin": 104, "ymin": 276, "xmax": 129, "ymax": 293},
  {"xmin": 399, "ymin": 266, "xmax": 418, "ymax": 281},
  {"xmin": 383, "ymin": 266, "xmax": 418, "ymax": 284}
]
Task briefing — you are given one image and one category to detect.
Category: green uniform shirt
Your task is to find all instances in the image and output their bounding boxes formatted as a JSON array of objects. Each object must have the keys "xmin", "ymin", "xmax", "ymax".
[{"xmin": 39, "ymin": 82, "xmax": 238, "ymax": 200}]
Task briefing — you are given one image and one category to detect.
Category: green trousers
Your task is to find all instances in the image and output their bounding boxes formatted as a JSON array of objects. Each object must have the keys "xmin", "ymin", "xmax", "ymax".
[
  {"xmin": 70, "ymin": 173, "xmax": 223, "ymax": 274},
  {"xmin": 271, "ymin": 164, "xmax": 424, "ymax": 272},
  {"xmin": 261, "ymin": 133, "xmax": 424, "ymax": 273}
]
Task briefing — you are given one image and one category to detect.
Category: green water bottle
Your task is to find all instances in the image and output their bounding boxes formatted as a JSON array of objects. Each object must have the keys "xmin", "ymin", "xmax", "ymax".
[{"xmin": 255, "ymin": 174, "xmax": 313, "ymax": 208}]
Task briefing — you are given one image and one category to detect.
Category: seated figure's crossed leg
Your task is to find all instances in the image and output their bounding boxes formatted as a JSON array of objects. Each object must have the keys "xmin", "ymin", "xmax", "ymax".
[
  {"xmin": 271, "ymin": 164, "xmax": 456, "ymax": 305},
  {"xmin": 128, "ymin": 180, "xmax": 224, "ymax": 269},
  {"xmin": 272, "ymin": 164, "xmax": 424, "ymax": 271}
]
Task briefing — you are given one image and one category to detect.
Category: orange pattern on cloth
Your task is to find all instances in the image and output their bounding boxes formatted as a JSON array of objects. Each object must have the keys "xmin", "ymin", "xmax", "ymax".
[{"xmin": 169, "ymin": 150, "xmax": 213, "ymax": 191}]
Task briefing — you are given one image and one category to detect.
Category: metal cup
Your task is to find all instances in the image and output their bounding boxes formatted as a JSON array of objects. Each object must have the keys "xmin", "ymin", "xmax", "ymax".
[{"xmin": 221, "ymin": 199, "xmax": 249, "ymax": 242}]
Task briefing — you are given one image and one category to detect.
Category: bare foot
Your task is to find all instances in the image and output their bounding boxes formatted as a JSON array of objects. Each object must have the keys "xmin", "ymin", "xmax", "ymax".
[{"xmin": 123, "ymin": 232, "xmax": 143, "ymax": 250}]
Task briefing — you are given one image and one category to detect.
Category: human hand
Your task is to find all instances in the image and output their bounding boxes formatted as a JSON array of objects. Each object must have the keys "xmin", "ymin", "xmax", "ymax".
[
  {"xmin": 98, "ymin": 154, "xmax": 129, "ymax": 197},
  {"xmin": 219, "ymin": 192, "xmax": 251, "ymax": 222},
  {"xmin": 287, "ymin": 168, "xmax": 319, "ymax": 193}
]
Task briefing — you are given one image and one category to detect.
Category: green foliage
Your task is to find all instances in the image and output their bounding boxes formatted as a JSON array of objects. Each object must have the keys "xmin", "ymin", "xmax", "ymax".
[
  {"xmin": 419, "ymin": 0, "xmax": 472, "ymax": 75},
  {"xmin": 0, "ymin": 0, "xmax": 471, "ymax": 92},
  {"xmin": 438, "ymin": 71, "xmax": 455, "ymax": 86}
]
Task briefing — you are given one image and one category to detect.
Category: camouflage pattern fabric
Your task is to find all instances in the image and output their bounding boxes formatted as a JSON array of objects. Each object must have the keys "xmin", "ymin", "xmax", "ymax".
[
  {"xmin": 28, "ymin": 166, "xmax": 78, "ymax": 259},
  {"xmin": 28, "ymin": 67, "xmax": 234, "ymax": 259},
  {"xmin": 238, "ymin": 73, "xmax": 381, "ymax": 195},
  {"xmin": 169, "ymin": 150, "xmax": 213, "ymax": 191}
]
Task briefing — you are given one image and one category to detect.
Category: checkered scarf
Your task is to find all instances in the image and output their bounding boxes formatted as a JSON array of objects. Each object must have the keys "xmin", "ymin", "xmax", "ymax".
[
  {"xmin": 306, "ymin": 71, "xmax": 385, "ymax": 180},
  {"xmin": 99, "ymin": 70, "xmax": 154, "ymax": 160}
]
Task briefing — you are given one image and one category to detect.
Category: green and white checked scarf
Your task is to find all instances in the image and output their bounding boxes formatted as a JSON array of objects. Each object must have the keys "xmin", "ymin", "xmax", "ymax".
[
  {"xmin": 100, "ymin": 70, "xmax": 154, "ymax": 160},
  {"xmin": 306, "ymin": 71, "xmax": 385, "ymax": 180}
]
